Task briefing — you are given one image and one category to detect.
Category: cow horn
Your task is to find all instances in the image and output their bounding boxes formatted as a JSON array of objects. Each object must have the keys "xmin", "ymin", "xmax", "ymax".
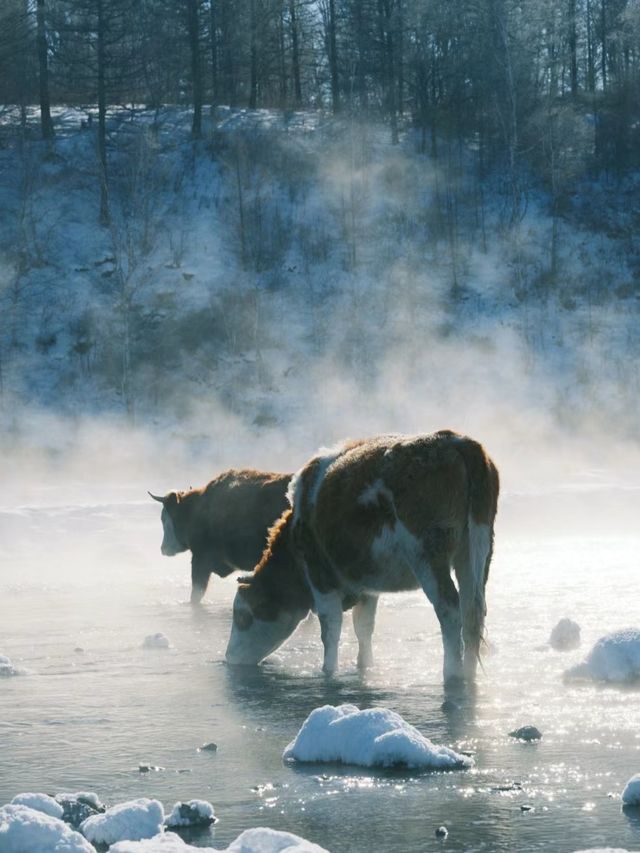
[
  {"xmin": 237, "ymin": 575, "xmax": 254, "ymax": 584},
  {"xmin": 148, "ymin": 491, "xmax": 165, "ymax": 503}
]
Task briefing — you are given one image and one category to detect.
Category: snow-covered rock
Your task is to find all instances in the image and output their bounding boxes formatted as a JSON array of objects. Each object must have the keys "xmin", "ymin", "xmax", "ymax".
[
  {"xmin": 549, "ymin": 618, "xmax": 581, "ymax": 651},
  {"xmin": 165, "ymin": 800, "xmax": 216, "ymax": 828},
  {"xmin": 56, "ymin": 792, "xmax": 104, "ymax": 827},
  {"xmin": 226, "ymin": 828, "xmax": 329, "ymax": 852},
  {"xmin": 283, "ymin": 704, "xmax": 473, "ymax": 770},
  {"xmin": 142, "ymin": 633, "xmax": 170, "ymax": 649},
  {"xmin": 622, "ymin": 773, "xmax": 640, "ymax": 806},
  {"xmin": 0, "ymin": 655, "xmax": 20, "ymax": 677},
  {"xmin": 0, "ymin": 803, "xmax": 96, "ymax": 852},
  {"xmin": 565, "ymin": 629, "xmax": 640, "ymax": 683},
  {"xmin": 109, "ymin": 827, "xmax": 328, "ymax": 852},
  {"xmin": 11, "ymin": 792, "xmax": 64, "ymax": 819},
  {"xmin": 80, "ymin": 798, "xmax": 164, "ymax": 845}
]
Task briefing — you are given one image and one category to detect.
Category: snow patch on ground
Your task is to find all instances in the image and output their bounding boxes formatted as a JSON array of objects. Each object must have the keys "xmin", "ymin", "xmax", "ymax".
[
  {"xmin": 622, "ymin": 773, "xmax": 640, "ymax": 806},
  {"xmin": 11, "ymin": 792, "xmax": 64, "ymax": 818},
  {"xmin": 0, "ymin": 803, "xmax": 96, "ymax": 852},
  {"xmin": 142, "ymin": 633, "xmax": 171, "ymax": 649},
  {"xmin": 283, "ymin": 704, "xmax": 473, "ymax": 770},
  {"xmin": 80, "ymin": 798, "xmax": 164, "ymax": 845},
  {"xmin": 165, "ymin": 800, "xmax": 216, "ymax": 828},
  {"xmin": 565, "ymin": 629, "xmax": 640, "ymax": 682}
]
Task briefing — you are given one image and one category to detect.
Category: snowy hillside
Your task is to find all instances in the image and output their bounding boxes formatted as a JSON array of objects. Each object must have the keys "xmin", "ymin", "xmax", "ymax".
[{"xmin": 1, "ymin": 106, "xmax": 639, "ymax": 474}]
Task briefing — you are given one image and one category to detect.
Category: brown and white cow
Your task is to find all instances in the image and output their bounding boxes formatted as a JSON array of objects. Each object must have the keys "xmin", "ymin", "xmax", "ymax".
[
  {"xmin": 149, "ymin": 469, "xmax": 291, "ymax": 603},
  {"xmin": 226, "ymin": 431, "xmax": 499, "ymax": 684}
]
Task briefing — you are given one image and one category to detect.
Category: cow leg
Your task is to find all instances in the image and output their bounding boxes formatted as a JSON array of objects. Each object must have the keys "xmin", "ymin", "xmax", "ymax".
[
  {"xmin": 352, "ymin": 594, "xmax": 378, "ymax": 670},
  {"xmin": 314, "ymin": 591, "xmax": 343, "ymax": 676},
  {"xmin": 190, "ymin": 553, "xmax": 211, "ymax": 604},
  {"xmin": 413, "ymin": 556, "xmax": 463, "ymax": 685}
]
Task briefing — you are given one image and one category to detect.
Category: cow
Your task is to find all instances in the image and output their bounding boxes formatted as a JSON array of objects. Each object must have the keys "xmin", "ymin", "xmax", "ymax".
[
  {"xmin": 149, "ymin": 469, "xmax": 291, "ymax": 603},
  {"xmin": 225, "ymin": 431, "xmax": 499, "ymax": 685}
]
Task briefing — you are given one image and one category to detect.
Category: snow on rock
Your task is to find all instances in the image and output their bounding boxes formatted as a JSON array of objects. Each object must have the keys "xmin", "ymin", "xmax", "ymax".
[
  {"xmin": 11, "ymin": 792, "xmax": 64, "ymax": 818},
  {"xmin": 0, "ymin": 803, "xmax": 96, "ymax": 852},
  {"xmin": 573, "ymin": 849, "xmax": 634, "ymax": 852},
  {"xmin": 565, "ymin": 629, "xmax": 640, "ymax": 683},
  {"xmin": 0, "ymin": 655, "xmax": 21, "ymax": 676},
  {"xmin": 226, "ymin": 827, "xmax": 329, "ymax": 852},
  {"xmin": 283, "ymin": 704, "xmax": 473, "ymax": 770},
  {"xmin": 622, "ymin": 773, "xmax": 640, "ymax": 806},
  {"xmin": 549, "ymin": 618, "xmax": 581, "ymax": 651},
  {"xmin": 80, "ymin": 798, "xmax": 164, "ymax": 845},
  {"xmin": 142, "ymin": 633, "xmax": 170, "ymax": 649},
  {"xmin": 109, "ymin": 827, "xmax": 328, "ymax": 852},
  {"xmin": 165, "ymin": 800, "xmax": 216, "ymax": 828}
]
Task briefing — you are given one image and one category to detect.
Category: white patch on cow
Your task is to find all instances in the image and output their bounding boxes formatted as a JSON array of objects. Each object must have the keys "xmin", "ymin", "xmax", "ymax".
[
  {"xmin": 312, "ymin": 589, "xmax": 343, "ymax": 675},
  {"xmin": 160, "ymin": 508, "xmax": 186, "ymax": 556},
  {"xmin": 352, "ymin": 596, "xmax": 378, "ymax": 669},
  {"xmin": 288, "ymin": 441, "xmax": 349, "ymax": 524},
  {"xmin": 357, "ymin": 478, "xmax": 394, "ymax": 507},
  {"xmin": 366, "ymin": 521, "xmax": 423, "ymax": 592}
]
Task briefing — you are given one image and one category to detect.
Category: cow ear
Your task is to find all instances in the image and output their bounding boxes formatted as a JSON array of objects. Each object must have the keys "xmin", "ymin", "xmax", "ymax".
[{"xmin": 165, "ymin": 492, "xmax": 178, "ymax": 507}]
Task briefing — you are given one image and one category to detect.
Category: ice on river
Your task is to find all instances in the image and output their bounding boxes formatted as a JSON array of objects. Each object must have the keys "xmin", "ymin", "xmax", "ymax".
[
  {"xmin": 0, "ymin": 804, "xmax": 96, "ymax": 852},
  {"xmin": 80, "ymin": 797, "xmax": 165, "ymax": 845},
  {"xmin": 283, "ymin": 704, "xmax": 473, "ymax": 770},
  {"xmin": 565, "ymin": 628, "xmax": 640, "ymax": 682}
]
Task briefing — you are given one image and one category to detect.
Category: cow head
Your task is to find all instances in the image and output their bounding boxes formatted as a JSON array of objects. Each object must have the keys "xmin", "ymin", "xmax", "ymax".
[
  {"xmin": 225, "ymin": 574, "xmax": 308, "ymax": 666},
  {"xmin": 149, "ymin": 491, "xmax": 188, "ymax": 556}
]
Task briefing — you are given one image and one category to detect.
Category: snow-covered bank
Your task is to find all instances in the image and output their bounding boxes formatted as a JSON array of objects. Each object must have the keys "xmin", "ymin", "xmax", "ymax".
[
  {"xmin": 283, "ymin": 704, "xmax": 472, "ymax": 770},
  {"xmin": 565, "ymin": 629, "xmax": 640, "ymax": 683}
]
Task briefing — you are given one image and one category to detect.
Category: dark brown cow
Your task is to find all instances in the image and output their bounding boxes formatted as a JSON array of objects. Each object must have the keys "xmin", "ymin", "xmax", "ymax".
[
  {"xmin": 226, "ymin": 431, "xmax": 499, "ymax": 684},
  {"xmin": 150, "ymin": 469, "xmax": 291, "ymax": 603}
]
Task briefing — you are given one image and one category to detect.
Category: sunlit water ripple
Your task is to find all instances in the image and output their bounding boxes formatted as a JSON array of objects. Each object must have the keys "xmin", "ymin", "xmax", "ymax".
[{"xmin": 0, "ymin": 490, "xmax": 639, "ymax": 851}]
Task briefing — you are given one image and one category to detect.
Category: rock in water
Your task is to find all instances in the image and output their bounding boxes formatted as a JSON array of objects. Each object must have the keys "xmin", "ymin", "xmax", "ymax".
[
  {"xmin": 565, "ymin": 629, "xmax": 640, "ymax": 683},
  {"xmin": 509, "ymin": 726, "xmax": 542, "ymax": 741},
  {"xmin": 165, "ymin": 800, "xmax": 216, "ymax": 828},
  {"xmin": 435, "ymin": 825, "xmax": 448, "ymax": 838},
  {"xmin": 142, "ymin": 633, "xmax": 170, "ymax": 649},
  {"xmin": 549, "ymin": 618, "xmax": 581, "ymax": 651},
  {"xmin": 622, "ymin": 773, "xmax": 640, "ymax": 806}
]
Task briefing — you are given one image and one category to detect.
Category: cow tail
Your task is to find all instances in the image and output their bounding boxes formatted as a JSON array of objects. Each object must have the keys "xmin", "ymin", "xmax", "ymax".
[{"xmin": 455, "ymin": 438, "xmax": 499, "ymax": 664}]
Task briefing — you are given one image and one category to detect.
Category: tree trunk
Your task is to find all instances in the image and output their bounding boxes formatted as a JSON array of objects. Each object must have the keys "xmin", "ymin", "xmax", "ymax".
[
  {"xmin": 186, "ymin": 0, "xmax": 203, "ymax": 137},
  {"xmin": 328, "ymin": 0, "xmax": 340, "ymax": 112},
  {"xmin": 249, "ymin": 0, "xmax": 258, "ymax": 109},
  {"xmin": 97, "ymin": 0, "xmax": 109, "ymax": 225},
  {"xmin": 288, "ymin": 0, "xmax": 302, "ymax": 106},
  {"xmin": 36, "ymin": 0, "xmax": 54, "ymax": 140},
  {"xmin": 210, "ymin": 0, "xmax": 218, "ymax": 106},
  {"xmin": 568, "ymin": 0, "xmax": 578, "ymax": 97}
]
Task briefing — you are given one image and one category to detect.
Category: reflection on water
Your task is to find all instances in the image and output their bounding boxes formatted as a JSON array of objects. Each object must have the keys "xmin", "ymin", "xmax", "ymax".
[{"xmin": 0, "ymin": 493, "xmax": 640, "ymax": 851}]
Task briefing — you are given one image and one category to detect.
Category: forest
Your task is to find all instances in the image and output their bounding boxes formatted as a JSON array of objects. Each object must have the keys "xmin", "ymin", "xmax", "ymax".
[{"xmin": 0, "ymin": 0, "xmax": 639, "ymax": 445}]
